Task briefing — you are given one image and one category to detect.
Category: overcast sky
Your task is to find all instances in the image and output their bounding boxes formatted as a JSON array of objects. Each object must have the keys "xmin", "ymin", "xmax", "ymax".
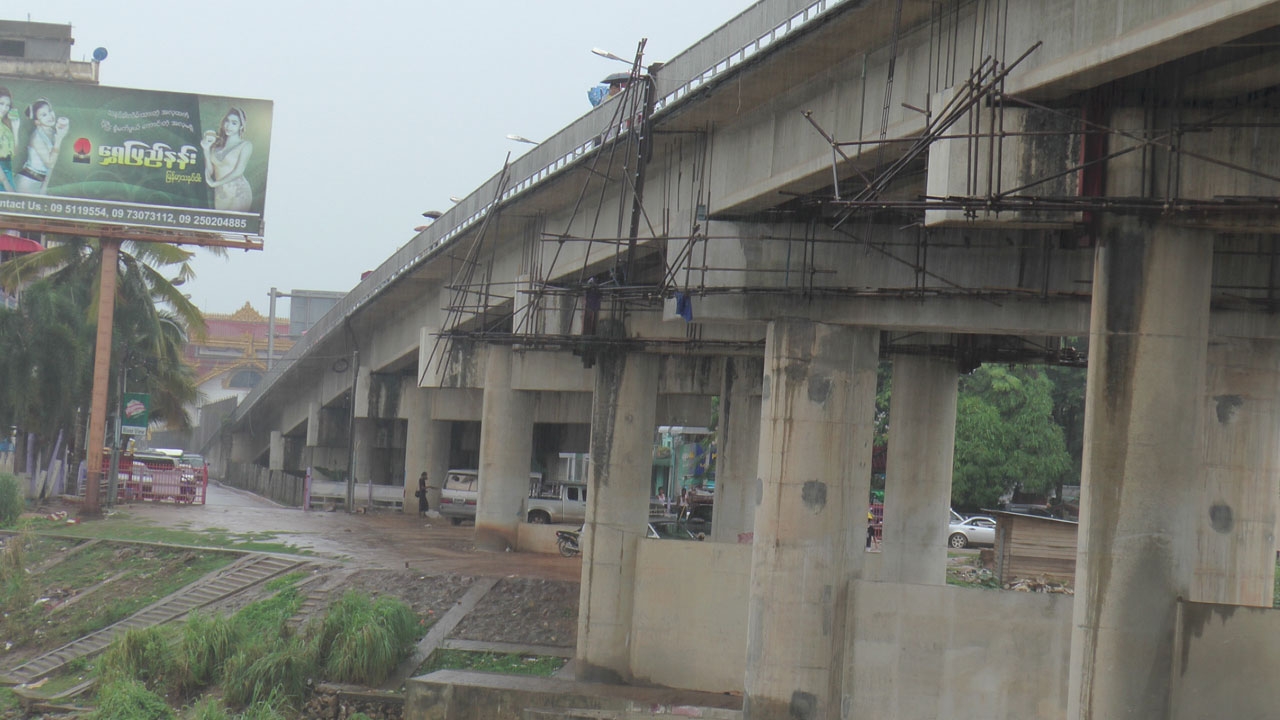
[{"xmin": 16, "ymin": 0, "xmax": 758, "ymax": 316}]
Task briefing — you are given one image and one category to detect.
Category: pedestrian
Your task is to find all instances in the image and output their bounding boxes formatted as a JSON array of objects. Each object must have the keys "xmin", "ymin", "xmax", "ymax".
[
  {"xmin": 657, "ymin": 489, "xmax": 668, "ymax": 514},
  {"xmin": 416, "ymin": 471, "xmax": 430, "ymax": 517}
]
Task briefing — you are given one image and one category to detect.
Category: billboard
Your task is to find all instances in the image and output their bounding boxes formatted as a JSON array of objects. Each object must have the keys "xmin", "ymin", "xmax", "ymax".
[{"xmin": 0, "ymin": 77, "xmax": 272, "ymax": 242}]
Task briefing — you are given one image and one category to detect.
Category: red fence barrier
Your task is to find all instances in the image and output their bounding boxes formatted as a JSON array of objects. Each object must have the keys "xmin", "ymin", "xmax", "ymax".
[{"xmin": 99, "ymin": 452, "xmax": 207, "ymax": 505}]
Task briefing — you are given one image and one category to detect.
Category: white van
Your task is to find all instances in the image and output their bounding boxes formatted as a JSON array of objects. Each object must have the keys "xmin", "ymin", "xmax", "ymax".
[
  {"xmin": 438, "ymin": 470, "xmax": 479, "ymax": 525},
  {"xmin": 437, "ymin": 469, "xmax": 544, "ymax": 525}
]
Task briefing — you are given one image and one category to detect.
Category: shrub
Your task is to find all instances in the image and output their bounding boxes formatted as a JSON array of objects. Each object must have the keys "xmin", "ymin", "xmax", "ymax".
[
  {"xmin": 99, "ymin": 626, "xmax": 178, "ymax": 694},
  {"xmin": 177, "ymin": 611, "xmax": 237, "ymax": 692},
  {"xmin": 183, "ymin": 696, "xmax": 229, "ymax": 720},
  {"xmin": 315, "ymin": 591, "xmax": 417, "ymax": 685},
  {"xmin": 221, "ymin": 634, "xmax": 313, "ymax": 710},
  {"xmin": 92, "ymin": 678, "xmax": 174, "ymax": 720},
  {"xmin": 0, "ymin": 474, "xmax": 21, "ymax": 527}
]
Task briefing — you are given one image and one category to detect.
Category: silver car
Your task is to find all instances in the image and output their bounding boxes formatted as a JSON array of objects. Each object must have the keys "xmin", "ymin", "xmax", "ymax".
[{"xmin": 947, "ymin": 514, "xmax": 997, "ymax": 548}]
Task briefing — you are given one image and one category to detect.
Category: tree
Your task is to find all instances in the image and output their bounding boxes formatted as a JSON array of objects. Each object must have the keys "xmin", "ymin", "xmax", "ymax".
[
  {"xmin": 951, "ymin": 365, "xmax": 1071, "ymax": 510},
  {"xmin": 0, "ymin": 237, "xmax": 208, "ymax": 457},
  {"xmin": 0, "ymin": 280, "xmax": 92, "ymax": 445}
]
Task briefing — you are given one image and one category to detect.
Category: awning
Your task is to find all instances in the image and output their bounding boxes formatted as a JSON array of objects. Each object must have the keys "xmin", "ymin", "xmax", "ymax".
[{"xmin": 0, "ymin": 234, "xmax": 42, "ymax": 253}]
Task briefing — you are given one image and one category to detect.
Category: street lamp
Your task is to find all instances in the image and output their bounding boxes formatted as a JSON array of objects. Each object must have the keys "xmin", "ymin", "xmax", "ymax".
[
  {"xmin": 591, "ymin": 47, "xmax": 631, "ymax": 65},
  {"xmin": 506, "ymin": 134, "xmax": 539, "ymax": 145}
]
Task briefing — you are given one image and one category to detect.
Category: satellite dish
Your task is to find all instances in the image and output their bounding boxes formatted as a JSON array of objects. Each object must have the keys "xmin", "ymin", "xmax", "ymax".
[{"xmin": 92, "ymin": 47, "xmax": 108, "ymax": 62}]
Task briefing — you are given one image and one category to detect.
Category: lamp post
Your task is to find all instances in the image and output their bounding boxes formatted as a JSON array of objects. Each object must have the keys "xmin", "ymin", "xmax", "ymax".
[
  {"xmin": 266, "ymin": 287, "xmax": 298, "ymax": 371},
  {"xmin": 506, "ymin": 134, "xmax": 539, "ymax": 145},
  {"xmin": 591, "ymin": 48, "xmax": 631, "ymax": 65}
]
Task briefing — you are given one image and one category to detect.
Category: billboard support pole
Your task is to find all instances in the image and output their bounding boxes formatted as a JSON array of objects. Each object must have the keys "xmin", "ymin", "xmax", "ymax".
[{"xmin": 83, "ymin": 238, "xmax": 120, "ymax": 517}]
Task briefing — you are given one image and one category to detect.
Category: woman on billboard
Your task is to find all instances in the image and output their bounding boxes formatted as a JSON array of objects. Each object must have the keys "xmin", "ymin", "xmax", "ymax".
[
  {"xmin": 0, "ymin": 87, "xmax": 17, "ymax": 191},
  {"xmin": 200, "ymin": 107, "xmax": 254, "ymax": 212},
  {"xmin": 14, "ymin": 98, "xmax": 68, "ymax": 195}
]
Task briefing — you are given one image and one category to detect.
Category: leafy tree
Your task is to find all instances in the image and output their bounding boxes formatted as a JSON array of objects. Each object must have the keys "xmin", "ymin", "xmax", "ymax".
[
  {"xmin": 951, "ymin": 365, "xmax": 1071, "ymax": 509},
  {"xmin": 0, "ymin": 237, "xmax": 208, "ymax": 458},
  {"xmin": 0, "ymin": 280, "xmax": 92, "ymax": 445}
]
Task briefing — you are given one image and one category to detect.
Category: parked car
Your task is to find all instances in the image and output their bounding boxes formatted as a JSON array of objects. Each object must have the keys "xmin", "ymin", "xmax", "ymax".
[
  {"xmin": 947, "ymin": 514, "xmax": 997, "ymax": 548},
  {"xmin": 438, "ymin": 469, "xmax": 544, "ymax": 525},
  {"xmin": 647, "ymin": 519, "xmax": 705, "ymax": 541},
  {"xmin": 524, "ymin": 483, "xmax": 587, "ymax": 524}
]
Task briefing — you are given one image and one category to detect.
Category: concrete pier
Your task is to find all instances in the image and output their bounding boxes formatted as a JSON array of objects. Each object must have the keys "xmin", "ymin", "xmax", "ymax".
[
  {"xmin": 576, "ymin": 350, "xmax": 659, "ymax": 683},
  {"xmin": 712, "ymin": 355, "xmax": 763, "ymax": 543},
  {"xmin": 1193, "ymin": 337, "xmax": 1280, "ymax": 607},
  {"xmin": 743, "ymin": 320, "xmax": 878, "ymax": 720},
  {"xmin": 476, "ymin": 346, "xmax": 535, "ymax": 551},
  {"xmin": 404, "ymin": 388, "xmax": 452, "ymax": 512},
  {"xmin": 1068, "ymin": 221, "xmax": 1212, "ymax": 719},
  {"xmin": 880, "ymin": 353, "xmax": 958, "ymax": 585}
]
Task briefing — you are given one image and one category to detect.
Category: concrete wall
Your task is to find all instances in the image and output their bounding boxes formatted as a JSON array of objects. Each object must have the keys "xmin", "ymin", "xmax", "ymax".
[
  {"xmin": 1172, "ymin": 601, "xmax": 1280, "ymax": 720},
  {"xmin": 630, "ymin": 540, "xmax": 751, "ymax": 693},
  {"xmin": 624, "ymin": 541, "xmax": 1070, "ymax": 717},
  {"xmin": 849, "ymin": 580, "xmax": 1073, "ymax": 720}
]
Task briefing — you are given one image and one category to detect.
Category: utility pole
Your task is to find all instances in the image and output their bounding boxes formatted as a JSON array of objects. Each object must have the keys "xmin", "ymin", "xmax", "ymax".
[
  {"xmin": 267, "ymin": 287, "xmax": 278, "ymax": 370},
  {"xmin": 83, "ymin": 239, "xmax": 121, "ymax": 516}
]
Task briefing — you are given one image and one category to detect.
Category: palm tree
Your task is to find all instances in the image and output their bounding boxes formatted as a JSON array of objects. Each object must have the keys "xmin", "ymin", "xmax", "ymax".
[
  {"xmin": 0, "ymin": 280, "xmax": 92, "ymax": 446},
  {"xmin": 0, "ymin": 236, "xmax": 210, "ymax": 459}
]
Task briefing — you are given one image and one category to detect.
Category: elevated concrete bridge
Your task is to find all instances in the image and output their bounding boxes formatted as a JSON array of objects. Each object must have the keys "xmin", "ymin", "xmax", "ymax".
[{"xmin": 219, "ymin": 0, "xmax": 1280, "ymax": 717}]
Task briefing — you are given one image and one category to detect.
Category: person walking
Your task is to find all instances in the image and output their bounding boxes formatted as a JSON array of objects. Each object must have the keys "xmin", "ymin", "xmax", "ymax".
[{"xmin": 416, "ymin": 472, "xmax": 430, "ymax": 517}]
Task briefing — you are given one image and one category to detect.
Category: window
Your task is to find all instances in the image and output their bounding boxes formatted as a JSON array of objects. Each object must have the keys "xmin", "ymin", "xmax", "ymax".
[
  {"xmin": 0, "ymin": 40, "xmax": 25, "ymax": 58},
  {"xmin": 228, "ymin": 369, "xmax": 262, "ymax": 388}
]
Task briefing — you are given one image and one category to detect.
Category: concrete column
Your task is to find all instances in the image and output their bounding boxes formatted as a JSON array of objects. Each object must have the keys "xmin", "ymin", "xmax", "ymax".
[
  {"xmin": 576, "ymin": 351, "xmax": 659, "ymax": 683},
  {"xmin": 711, "ymin": 355, "xmax": 762, "ymax": 543},
  {"xmin": 352, "ymin": 418, "xmax": 375, "ymax": 485},
  {"xmin": 1068, "ymin": 221, "xmax": 1212, "ymax": 719},
  {"xmin": 1192, "ymin": 337, "xmax": 1280, "ymax": 607},
  {"xmin": 880, "ymin": 354, "xmax": 958, "ymax": 585},
  {"xmin": 230, "ymin": 432, "xmax": 253, "ymax": 463},
  {"xmin": 744, "ymin": 320, "xmax": 878, "ymax": 720},
  {"xmin": 475, "ymin": 346, "xmax": 535, "ymax": 551},
  {"xmin": 305, "ymin": 402, "xmax": 320, "ymax": 447},
  {"xmin": 268, "ymin": 431, "xmax": 284, "ymax": 471},
  {"xmin": 404, "ymin": 387, "xmax": 451, "ymax": 512}
]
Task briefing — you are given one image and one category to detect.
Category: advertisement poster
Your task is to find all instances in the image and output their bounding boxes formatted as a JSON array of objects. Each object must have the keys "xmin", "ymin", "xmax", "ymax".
[
  {"xmin": 0, "ymin": 77, "xmax": 272, "ymax": 240},
  {"xmin": 120, "ymin": 392, "xmax": 151, "ymax": 437}
]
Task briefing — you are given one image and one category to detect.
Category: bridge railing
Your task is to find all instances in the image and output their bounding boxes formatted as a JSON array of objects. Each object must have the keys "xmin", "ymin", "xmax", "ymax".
[{"xmin": 233, "ymin": 0, "xmax": 853, "ymax": 423}]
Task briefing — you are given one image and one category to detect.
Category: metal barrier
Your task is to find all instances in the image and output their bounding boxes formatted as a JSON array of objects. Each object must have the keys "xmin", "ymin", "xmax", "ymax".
[{"xmin": 101, "ymin": 455, "xmax": 207, "ymax": 505}]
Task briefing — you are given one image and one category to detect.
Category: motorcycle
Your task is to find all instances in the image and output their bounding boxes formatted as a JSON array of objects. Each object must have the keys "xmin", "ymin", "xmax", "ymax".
[{"xmin": 556, "ymin": 527, "xmax": 581, "ymax": 557}]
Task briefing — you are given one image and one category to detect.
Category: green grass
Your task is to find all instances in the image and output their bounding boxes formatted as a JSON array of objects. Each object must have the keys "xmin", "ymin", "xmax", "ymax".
[
  {"xmin": 314, "ymin": 591, "xmax": 419, "ymax": 686},
  {"xmin": 1273, "ymin": 563, "xmax": 1279, "ymax": 609},
  {"xmin": 417, "ymin": 649, "xmax": 566, "ymax": 677},
  {"xmin": 0, "ymin": 687, "xmax": 19, "ymax": 714},
  {"xmin": 92, "ymin": 678, "xmax": 174, "ymax": 720},
  {"xmin": 0, "ymin": 541, "xmax": 235, "ymax": 654}
]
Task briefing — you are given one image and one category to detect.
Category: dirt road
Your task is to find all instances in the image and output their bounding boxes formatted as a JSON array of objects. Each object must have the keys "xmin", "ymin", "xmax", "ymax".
[{"xmin": 120, "ymin": 481, "xmax": 582, "ymax": 582}]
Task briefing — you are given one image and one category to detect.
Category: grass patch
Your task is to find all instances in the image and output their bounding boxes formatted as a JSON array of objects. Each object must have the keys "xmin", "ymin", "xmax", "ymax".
[
  {"xmin": 92, "ymin": 678, "xmax": 174, "ymax": 720},
  {"xmin": 0, "ymin": 687, "xmax": 19, "ymax": 714},
  {"xmin": 314, "ymin": 591, "xmax": 418, "ymax": 686},
  {"xmin": 1274, "ymin": 562, "xmax": 1279, "ymax": 609},
  {"xmin": 0, "ymin": 474, "xmax": 22, "ymax": 527},
  {"xmin": 417, "ymin": 649, "xmax": 565, "ymax": 677},
  {"xmin": 0, "ymin": 542, "xmax": 235, "ymax": 655}
]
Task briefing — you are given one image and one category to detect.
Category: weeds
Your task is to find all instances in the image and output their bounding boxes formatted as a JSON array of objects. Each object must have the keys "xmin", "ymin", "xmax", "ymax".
[
  {"xmin": 183, "ymin": 696, "xmax": 229, "ymax": 720},
  {"xmin": 99, "ymin": 626, "xmax": 179, "ymax": 694},
  {"xmin": 221, "ymin": 635, "xmax": 313, "ymax": 710},
  {"xmin": 0, "ymin": 473, "xmax": 22, "ymax": 526},
  {"xmin": 92, "ymin": 678, "xmax": 175, "ymax": 720},
  {"xmin": 178, "ymin": 611, "xmax": 237, "ymax": 691},
  {"xmin": 419, "ymin": 649, "xmax": 566, "ymax": 677},
  {"xmin": 314, "ymin": 591, "xmax": 417, "ymax": 685}
]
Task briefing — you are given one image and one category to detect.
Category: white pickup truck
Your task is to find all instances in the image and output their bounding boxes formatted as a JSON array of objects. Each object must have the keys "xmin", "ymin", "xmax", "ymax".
[{"xmin": 524, "ymin": 483, "xmax": 588, "ymax": 524}]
